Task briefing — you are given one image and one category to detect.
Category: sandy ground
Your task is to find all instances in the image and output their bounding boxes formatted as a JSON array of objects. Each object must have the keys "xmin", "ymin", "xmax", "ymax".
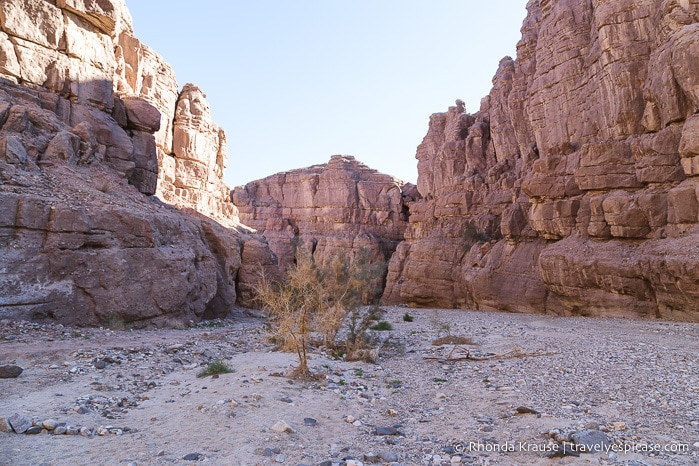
[{"xmin": 1, "ymin": 307, "xmax": 698, "ymax": 466}]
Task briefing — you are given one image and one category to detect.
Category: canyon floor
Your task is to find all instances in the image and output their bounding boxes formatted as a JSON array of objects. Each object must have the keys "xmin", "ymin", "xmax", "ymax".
[{"xmin": 0, "ymin": 307, "xmax": 697, "ymax": 466}]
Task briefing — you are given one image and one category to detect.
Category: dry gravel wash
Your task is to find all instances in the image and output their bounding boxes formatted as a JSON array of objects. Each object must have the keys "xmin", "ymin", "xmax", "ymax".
[{"xmin": 0, "ymin": 308, "xmax": 698, "ymax": 466}]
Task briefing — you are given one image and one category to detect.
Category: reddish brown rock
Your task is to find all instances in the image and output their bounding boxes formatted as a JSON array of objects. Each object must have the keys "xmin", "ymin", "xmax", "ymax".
[
  {"xmin": 232, "ymin": 155, "xmax": 417, "ymax": 274},
  {"xmin": 385, "ymin": 0, "xmax": 699, "ymax": 321},
  {"xmin": 0, "ymin": 0, "xmax": 276, "ymax": 326}
]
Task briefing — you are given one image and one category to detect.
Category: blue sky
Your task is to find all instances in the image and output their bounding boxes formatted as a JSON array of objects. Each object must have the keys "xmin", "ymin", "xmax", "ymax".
[{"xmin": 128, "ymin": 1, "xmax": 529, "ymax": 187}]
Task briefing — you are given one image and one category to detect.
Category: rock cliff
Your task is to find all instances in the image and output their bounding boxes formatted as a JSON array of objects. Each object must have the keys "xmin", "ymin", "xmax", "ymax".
[
  {"xmin": 385, "ymin": 0, "xmax": 699, "ymax": 321},
  {"xmin": 232, "ymin": 155, "xmax": 418, "ymax": 274},
  {"xmin": 0, "ymin": 0, "xmax": 276, "ymax": 326}
]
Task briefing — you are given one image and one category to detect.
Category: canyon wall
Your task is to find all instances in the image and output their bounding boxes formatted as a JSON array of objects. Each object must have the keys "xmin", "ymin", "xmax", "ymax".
[
  {"xmin": 232, "ymin": 155, "xmax": 418, "ymax": 274},
  {"xmin": 385, "ymin": 0, "xmax": 699, "ymax": 321},
  {"xmin": 0, "ymin": 0, "xmax": 276, "ymax": 327}
]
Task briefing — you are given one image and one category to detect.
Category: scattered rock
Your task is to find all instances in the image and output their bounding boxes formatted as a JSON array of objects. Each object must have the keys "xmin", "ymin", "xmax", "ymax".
[
  {"xmin": 375, "ymin": 426, "xmax": 400, "ymax": 436},
  {"xmin": 280, "ymin": 396, "xmax": 293, "ymax": 404},
  {"xmin": 515, "ymin": 406, "xmax": 540, "ymax": 417},
  {"xmin": 0, "ymin": 365, "xmax": 23, "ymax": 379},
  {"xmin": 183, "ymin": 452, "xmax": 202, "ymax": 461},
  {"xmin": 93, "ymin": 359, "xmax": 107, "ymax": 370},
  {"xmin": 303, "ymin": 417, "xmax": 317, "ymax": 426},
  {"xmin": 0, "ymin": 417, "xmax": 10, "ymax": 433},
  {"xmin": 610, "ymin": 421, "xmax": 627, "ymax": 431},
  {"xmin": 270, "ymin": 420, "xmax": 294, "ymax": 434},
  {"xmin": 8, "ymin": 413, "xmax": 31, "ymax": 434},
  {"xmin": 25, "ymin": 426, "xmax": 42, "ymax": 435},
  {"xmin": 378, "ymin": 451, "xmax": 399, "ymax": 462},
  {"xmin": 42, "ymin": 419, "xmax": 58, "ymax": 430},
  {"xmin": 570, "ymin": 430, "xmax": 611, "ymax": 453}
]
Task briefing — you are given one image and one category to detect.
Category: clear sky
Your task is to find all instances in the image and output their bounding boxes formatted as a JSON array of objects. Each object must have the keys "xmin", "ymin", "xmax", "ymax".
[{"xmin": 127, "ymin": 1, "xmax": 529, "ymax": 188}]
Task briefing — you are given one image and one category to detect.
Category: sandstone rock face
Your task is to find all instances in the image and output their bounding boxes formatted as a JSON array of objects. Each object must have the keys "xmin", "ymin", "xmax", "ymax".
[
  {"xmin": 0, "ymin": 1, "xmax": 276, "ymax": 326},
  {"xmin": 385, "ymin": 0, "xmax": 699, "ymax": 321},
  {"xmin": 232, "ymin": 155, "xmax": 417, "ymax": 274}
]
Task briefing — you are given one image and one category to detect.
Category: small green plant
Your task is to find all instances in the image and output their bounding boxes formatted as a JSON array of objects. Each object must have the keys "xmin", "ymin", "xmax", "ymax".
[
  {"xmin": 402, "ymin": 313, "xmax": 414, "ymax": 322},
  {"xmin": 430, "ymin": 311, "xmax": 452, "ymax": 338},
  {"xmin": 371, "ymin": 321, "xmax": 393, "ymax": 331},
  {"xmin": 433, "ymin": 378, "xmax": 447, "ymax": 384},
  {"xmin": 338, "ymin": 379, "xmax": 346, "ymax": 386},
  {"xmin": 197, "ymin": 359, "xmax": 234, "ymax": 378},
  {"xmin": 387, "ymin": 379, "xmax": 403, "ymax": 388},
  {"xmin": 354, "ymin": 369, "xmax": 364, "ymax": 377},
  {"xmin": 331, "ymin": 351, "xmax": 345, "ymax": 360},
  {"xmin": 199, "ymin": 320, "xmax": 224, "ymax": 328}
]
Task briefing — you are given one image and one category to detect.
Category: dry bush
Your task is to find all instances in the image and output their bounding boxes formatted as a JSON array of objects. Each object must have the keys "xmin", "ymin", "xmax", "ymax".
[
  {"xmin": 255, "ymin": 249, "xmax": 386, "ymax": 378},
  {"xmin": 432, "ymin": 335, "xmax": 477, "ymax": 346}
]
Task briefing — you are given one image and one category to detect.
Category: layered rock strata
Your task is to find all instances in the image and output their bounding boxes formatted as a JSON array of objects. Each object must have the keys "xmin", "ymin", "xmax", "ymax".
[
  {"xmin": 385, "ymin": 0, "xmax": 699, "ymax": 321},
  {"xmin": 232, "ymin": 155, "xmax": 418, "ymax": 273},
  {"xmin": 0, "ymin": 0, "xmax": 276, "ymax": 326}
]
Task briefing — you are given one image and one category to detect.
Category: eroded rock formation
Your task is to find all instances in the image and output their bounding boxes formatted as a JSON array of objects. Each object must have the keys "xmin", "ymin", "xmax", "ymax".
[
  {"xmin": 0, "ymin": 0, "xmax": 276, "ymax": 326},
  {"xmin": 385, "ymin": 0, "xmax": 699, "ymax": 321},
  {"xmin": 232, "ymin": 155, "xmax": 418, "ymax": 273}
]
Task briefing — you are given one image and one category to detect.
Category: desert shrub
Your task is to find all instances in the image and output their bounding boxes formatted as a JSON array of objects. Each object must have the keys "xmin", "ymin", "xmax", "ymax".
[
  {"xmin": 197, "ymin": 359, "xmax": 234, "ymax": 378},
  {"xmin": 371, "ymin": 321, "xmax": 393, "ymax": 331},
  {"xmin": 432, "ymin": 335, "xmax": 476, "ymax": 346},
  {"xmin": 402, "ymin": 313, "xmax": 414, "ymax": 322},
  {"xmin": 255, "ymin": 249, "xmax": 386, "ymax": 378}
]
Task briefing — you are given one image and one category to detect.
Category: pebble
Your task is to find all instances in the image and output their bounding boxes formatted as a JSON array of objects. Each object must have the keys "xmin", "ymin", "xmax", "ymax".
[
  {"xmin": 53, "ymin": 426, "xmax": 67, "ymax": 435},
  {"xmin": 515, "ymin": 406, "xmax": 540, "ymax": 416},
  {"xmin": 0, "ymin": 364, "xmax": 23, "ymax": 379},
  {"xmin": 280, "ymin": 396, "xmax": 293, "ymax": 403},
  {"xmin": 42, "ymin": 419, "xmax": 58, "ymax": 430},
  {"xmin": 270, "ymin": 420, "xmax": 294, "ymax": 434},
  {"xmin": 25, "ymin": 426, "xmax": 42, "ymax": 435},
  {"xmin": 303, "ymin": 417, "xmax": 317, "ymax": 426},
  {"xmin": 183, "ymin": 453, "xmax": 202, "ymax": 461},
  {"xmin": 379, "ymin": 451, "xmax": 399, "ymax": 462},
  {"xmin": 611, "ymin": 421, "xmax": 627, "ymax": 430},
  {"xmin": 375, "ymin": 426, "xmax": 400, "ymax": 436},
  {"xmin": 0, "ymin": 417, "xmax": 10, "ymax": 433},
  {"xmin": 93, "ymin": 359, "xmax": 107, "ymax": 370}
]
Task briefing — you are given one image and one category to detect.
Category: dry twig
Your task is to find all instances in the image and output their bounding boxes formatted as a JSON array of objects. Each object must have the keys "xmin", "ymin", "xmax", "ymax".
[{"xmin": 425, "ymin": 345, "xmax": 558, "ymax": 362}]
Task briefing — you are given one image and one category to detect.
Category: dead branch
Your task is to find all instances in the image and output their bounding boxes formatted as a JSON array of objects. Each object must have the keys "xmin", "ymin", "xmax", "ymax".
[{"xmin": 424, "ymin": 345, "xmax": 558, "ymax": 362}]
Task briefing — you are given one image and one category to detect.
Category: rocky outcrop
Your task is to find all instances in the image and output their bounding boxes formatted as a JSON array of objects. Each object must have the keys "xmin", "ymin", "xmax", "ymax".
[
  {"xmin": 0, "ymin": 0, "xmax": 276, "ymax": 326},
  {"xmin": 385, "ymin": 0, "xmax": 699, "ymax": 321},
  {"xmin": 232, "ymin": 155, "xmax": 418, "ymax": 273}
]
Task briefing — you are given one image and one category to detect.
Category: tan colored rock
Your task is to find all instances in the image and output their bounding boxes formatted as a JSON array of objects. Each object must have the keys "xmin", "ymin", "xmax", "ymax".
[
  {"xmin": 385, "ymin": 0, "xmax": 699, "ymax": 321},
  {"xmin": 233, "ymin": 155, "xmax": 415, "ymax": 275},
  {"xmin": 0, "ymin": 1, "xmax": 275, "ymax": 325},
  {"xmin": 0, "ymin": 31, "xmax": 19, "ymax": 79},
  {"xmin": 0, "ymin": 0, "xmax": 64, "ymax": 50},
  {"xmin": 56, "ymin": 0, "xmax": 132, "ymax": 37}
]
